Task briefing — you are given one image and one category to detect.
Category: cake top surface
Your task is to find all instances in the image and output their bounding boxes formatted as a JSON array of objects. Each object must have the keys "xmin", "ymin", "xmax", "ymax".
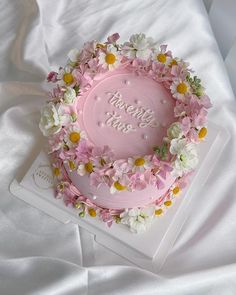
[{"xmin": 39, "ymin": 33, "xmax": 212, "ymax": 233}]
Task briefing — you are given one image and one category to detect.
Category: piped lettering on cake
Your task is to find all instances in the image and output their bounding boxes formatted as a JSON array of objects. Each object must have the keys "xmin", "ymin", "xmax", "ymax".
[
  {"xmin": 105, "ymin": 111, "xmax": 136, "ymax": 133},
  {"xmin": 107, "ymin": 91, "xmax": 159, "ymax": 128}
]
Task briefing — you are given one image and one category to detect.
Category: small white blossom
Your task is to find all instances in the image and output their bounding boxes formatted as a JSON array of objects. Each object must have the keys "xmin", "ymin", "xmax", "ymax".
[
  {"xmin": 67, "ymin": 48, "xmax": 80, "ymax": 63},
  {"xmin": 120, "ymin": 207, "xmax": 155, "ymax": 234},
  {"xmin": 39, "ymin": 102, "xmax": 70, "ymax": 136},
  {"xmin": 64, "ymin": 125, "xmax": 87, "ymax": 148},
  {"xmin": 167, "ymin": 122, "xmax": 183, "ymax": 140},
  {"xmin": 98, "ymin": 44, "xmax": 121, "ymax": 70},
  {"xmin": 128, "ymin": 156, "xmax": 152, "ymax": 173},
  {"xmin": 122, "ymin": 33, "xmax": 156, "ymax": 60},
  {"xmin": 64, "ymin": 87, "xmax": 76, "ymax": 104},
  {"xmin": 170, "ymin": 138, "xmax": 198, "ymax": 176}
]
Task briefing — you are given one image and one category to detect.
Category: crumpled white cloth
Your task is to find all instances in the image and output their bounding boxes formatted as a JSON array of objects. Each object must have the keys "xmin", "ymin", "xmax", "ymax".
[{"xmin": 1, "ymin": 0, "xmax": 236, "ymax": 294}]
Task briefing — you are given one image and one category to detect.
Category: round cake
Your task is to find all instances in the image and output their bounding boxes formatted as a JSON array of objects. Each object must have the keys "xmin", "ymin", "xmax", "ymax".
[{"xmin": 39, "ymin": 33, "xmax": 212, "ymax": 233}]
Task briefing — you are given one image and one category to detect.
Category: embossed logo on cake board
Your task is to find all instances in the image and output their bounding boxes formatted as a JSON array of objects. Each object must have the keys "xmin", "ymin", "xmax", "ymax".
[{"xmin": 32, "ymin": 164, "xmax": 54, "ymax": 190}]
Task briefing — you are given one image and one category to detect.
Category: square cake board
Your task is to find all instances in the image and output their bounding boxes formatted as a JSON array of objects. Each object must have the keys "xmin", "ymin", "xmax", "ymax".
[{"xmin": 10, "ymin": 121, "xmax": 229, "ymax": 273}]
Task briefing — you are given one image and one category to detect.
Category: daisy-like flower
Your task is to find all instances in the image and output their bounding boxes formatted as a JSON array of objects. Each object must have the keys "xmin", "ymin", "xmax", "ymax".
[
  {"xmin": 153, "ymin": 45, "xmax": 172, "ymax": 65},
  {"xmin": 98, "ymin": 44, "xmax": 121, "ymax": 70},
  {"xmin": 170, "ymin": 79, "xmax": 190, "ymax": 100},
  {"xmin": 154, "ymin": 205, "xmax": 166, "ymax": 217},
  {"xmin": 77, "ymin": 161, "xmax": 94, "ymax": 176},
  {"xmin": 57, "ymin": 66, "xmax": 76, "ymax": 87},
  {"xmin": 128, "ymin": 155, "xmax": 152, "ymax": 173},
  {"xmin": 169, "ymin": 184, "xmax": 181, "ymax": 198},
  {"xmin": 120, "ymin": 207, "xmax": 155, "ymax": 234},
  {"xmin": 64, "ymin": 125, "xmax": 87, "ymax": 148},
  {"xmin": 110, "ymin": 174, "xmax": 129, "ymax": 194}
]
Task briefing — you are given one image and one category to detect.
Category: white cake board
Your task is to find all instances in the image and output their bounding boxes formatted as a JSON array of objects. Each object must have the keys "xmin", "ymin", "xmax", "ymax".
[{"xmin": 10, "ymin": 121, "xmax": 229, "ymax": 273}]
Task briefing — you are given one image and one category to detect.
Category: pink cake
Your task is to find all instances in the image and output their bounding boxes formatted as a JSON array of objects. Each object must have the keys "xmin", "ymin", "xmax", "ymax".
[{"xmin": 39, "ymin": 33, "xmax": 212, "ymax": 233}]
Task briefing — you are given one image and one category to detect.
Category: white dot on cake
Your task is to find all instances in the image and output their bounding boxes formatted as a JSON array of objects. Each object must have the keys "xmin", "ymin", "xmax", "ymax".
[
  {"xmin": 79, "ymin": 110, "xmax": 83, "ymax": 115},
  {"xmin": 92, "ymin": 195, "xmax": 97, "ymax": 200},
  {"xmin": 161, "ymin": 99, "xmax": 167, "ymax": 104},
  {"xmin": 95, "ymin": 95, "xmax": 101, "ymax": 101},
  {"xmin": 124, "ymin": 80, "xmax": 130, "ymax": 85},
  {"xmin": 135, "ymin": 99, "xmax": 141, "ymax": 104},
  {"xmin": 142, "ymin": 134, "xmax": 148, "ymax": 140},
  {"xmin": 97, "ymin": 121, "xmax": 104, "ymax": 127}
]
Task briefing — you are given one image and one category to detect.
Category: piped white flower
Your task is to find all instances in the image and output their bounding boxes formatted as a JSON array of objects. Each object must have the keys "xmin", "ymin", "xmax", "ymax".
[
  {"xmin": 128, "ymin": 156, "xmax": 152, "ymax": 173},
  {"xmin": 170, "ymin": 79, "xmax": 190, "ymax": 100},
  {"xmin": 39, "ymin": 102, "xmax": 70, "ymax": 136},
  {"xmin": 122, "ymin": 33, "xmax": 156, "ymax": 59},
  {"xmin": 64, "ymin": 125, "xmax": 87, "ymax": 148},
  {"xmin": 98, "ymin": 45, "xmax": 121, "ymax": 70},
  {"xmin": 77, "ymin": 161, "xmax": 94, "ymax": 176},
  {"xmin": 120, "ymin": 207, "xmax": 155, "ymax": 234},
  {"xmin": 170, "ymin": 138, "xmax": 198, "ymax": 176},
  {"xmin": 67, "ymin": 48, "xmax": 80, "ymax": 63},
  {"xmin": 63, "ymin": 87, "xmax": 77, "ymax": 105},
  {"xmin": 167, "ymin": 122, "xmax": 183, "ymax": 140}
]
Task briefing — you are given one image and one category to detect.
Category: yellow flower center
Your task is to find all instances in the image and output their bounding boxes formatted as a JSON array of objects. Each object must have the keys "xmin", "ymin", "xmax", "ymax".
[
  {"xmin": 172, "ymin": 186, "xmax": 180, "ymax": 195},
  {"xmin": 134, "ymin": 157, "xmax": 145, "ymax": 166},
  {"xmin": 85, "ymin": 161, "xmax": 93, "ymax": 173},
  {"xmin": 155, "ymin": 208, "xmax": 163, "ymax": 216},
  {"xmin": 63, "ymin": 73, "xmax": 74, "ymax": 85},
  {"xmin": 105, "ymin": 53, "xmax": 116, "ymax": 65},
  {"xmin": 74, "ymin": 203, "xmax": 81, "ymax": 209},
  {"xmin": 114, "ymin": 181, "xmax": 126, "ymax": 191},
  {"xmin": 69, "ymin": 132, "xmax": 80, "ymax": 144},
  {"xmin": 164, "ymin": 200, "xmax": 172, "ymax": 207},
  {"xmin": 96, "ymin": 43, "xmax": 106, "ymax": 49},
  {"xmin": 170, "ymin": 59, "xmax": 178, "ymax": 67},
  {"xmin": 100, "ymin": 158, "xmax": 106, "ymax": 166},
  {"xmin": 69, "ymin": 160, "xmax": 76, "ymax": 170},
  {"xmin": 157, "ymin": 53, "xmax": 167, "ymax": 63},
  {"xmin": 177, "ymin": 82, "xmax": 188, "ymax": 94},
  {"xmin": 198, "ymin": 127, "xmax": 207, "ymax": 139},
  {"xmin": 53, "ymin": 167, "xmax": 60, "ymax": 177},
  {"xmin": 88, "ymin": 208, "xmax": 97, "ymax": 217}
]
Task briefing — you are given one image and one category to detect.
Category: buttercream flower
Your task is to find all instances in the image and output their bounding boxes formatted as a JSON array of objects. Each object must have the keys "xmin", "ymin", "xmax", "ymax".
[
  {"xmin": 167, "ymin": 122, "xmax": 183, "ymax": 140},
  {"xmin": 64, "ymin": 125, "xmax": 87, "ymax": 148},
  {"xmin": 67, "ymin": 48, "xmax": 80, "ymax": 63},
  {"xmin": 170, "ymin": 79, "xmax": 190, "ymax": 100},
  {"xmin": 77, "ymin": 161, "xmax": 94, "ymax": 176},
  {"xmin": 153, "ymin": 45, "xmax": 172, "ymax": 65},
  {"xmin": 129, "ymin": 173, "xmax": 147, "ymax": 191},
  {"xmin": 113, "ymin": 159, "xmax": 131, "ymax": 177},
  {"xmin": 39, "ymin": 102, "xmax": 70, "ymax": 136},
  {"xmin": 110, "ymin": 174, "xmax": 129, "ymax": 194},
  {"xmin": 128, "ymin": 156, "xmax": 152, "ymax": 173},
  {"xmin": 98, "ymin": 44, "xmax": 121, "ymax": 70},
  {"xmin": 154, "ymin": 205, "xmax": 167, "ymax": 217},
  {"xmin": 47, "ymin": 71, "xmax": 58, "ymax": 83},
  {"xmin": 122, "ymin": 33, "xmax": 156, "ymax": 59},
  {"xmin": 79, "ymin": 41, "xmax": 97, "ymax": 63},
  {"xmin": 63, "ymin": 87, "xmax": 77, "ymax": 104},
  {"xmin": 120, "ymin": 207, "xmax": 155, "ymax": 234},
  {"xmin": 170, "ymin": 138, "xmax": 198, "ymax": 176},
  {"xmin": 57, "ymin": 66, "xmax": 76, "ymax": 87},
  {"xmin": 91, "ymin": 145, "xmax": 114, "ymax": 169}
]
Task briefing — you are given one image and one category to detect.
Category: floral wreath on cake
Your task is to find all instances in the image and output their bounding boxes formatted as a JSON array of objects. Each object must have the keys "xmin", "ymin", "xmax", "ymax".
[{"xmin": 39, "ymin": 33, "xmax": 212, "ymax": 233}]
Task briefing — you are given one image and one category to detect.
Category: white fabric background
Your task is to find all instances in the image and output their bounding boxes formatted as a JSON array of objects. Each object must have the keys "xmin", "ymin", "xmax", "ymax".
[
  {"xmin": 1, "ymin": 0, "xmax": 236, "ymax": 294},
  {"xmin": 204, "ymin": 0, "xmax": 236, "ymax": 96}
]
